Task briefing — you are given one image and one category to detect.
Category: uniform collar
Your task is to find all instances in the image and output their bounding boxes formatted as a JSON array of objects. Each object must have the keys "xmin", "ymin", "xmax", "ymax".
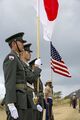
[
  {"xmin": 25, "ymin": 62, "xmax": 29, "ymax": 66},
  {"xmin": 11, "ymin": 50, "xmax": 19, "ymax": 57}
]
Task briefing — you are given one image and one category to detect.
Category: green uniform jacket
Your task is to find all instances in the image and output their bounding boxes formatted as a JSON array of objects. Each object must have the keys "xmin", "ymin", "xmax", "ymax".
[
  {"xmin": 22, "ymin": 61, "xmax": 42, "ymax": 84},
  {"xmin": 3, "ymin": 50, "xmax": 42, "ymax": 110},
  {"xmin": 3, "ymin": 50, "xmax": 27, "ymax": 109},
  {"xmin": 21, "ymin": 61, "xmax": 42, "ymax": 109}
]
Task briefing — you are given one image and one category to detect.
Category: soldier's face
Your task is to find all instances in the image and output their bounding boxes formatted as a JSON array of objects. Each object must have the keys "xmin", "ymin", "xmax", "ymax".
[
  {"xmin": 16, "ymin": 41, "xmax": 24, "ymax": 51},
  {"xmin": 25, "ymin": 51, "xmax": 31, "ymax": 61}
]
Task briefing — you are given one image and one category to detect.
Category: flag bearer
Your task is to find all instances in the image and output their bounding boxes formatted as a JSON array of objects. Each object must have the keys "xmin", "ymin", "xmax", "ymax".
[{"xmin": 20, "ymin": 43, "xmax": 43, "ymax": 120}]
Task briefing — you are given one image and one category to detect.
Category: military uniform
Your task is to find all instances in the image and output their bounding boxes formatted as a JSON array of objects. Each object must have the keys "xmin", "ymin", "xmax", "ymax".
[
  {"xmin": 3, "ymin": 50, "xmax": 28, "ymax": 120},
  {"xmin": 33, "ymin": 78, "xmax": 44, "ymax": 120},
  {"xmin": 34, "ymin": 78, "xmax": 44, "ymax": 107},
  {"xmin": 20, "ymin": 44, "xmax": 42, "ymax": 120},
  {"xmin": 3, "ymin": 32, "xmax": 28, "ymax": 120},
  {"xmin": 20, "ymin": 61, "xmax": 42, "ymax": 120},
  {"xmin": 29, "ymin": 58, "xmax": 44, "ymax": 120}
]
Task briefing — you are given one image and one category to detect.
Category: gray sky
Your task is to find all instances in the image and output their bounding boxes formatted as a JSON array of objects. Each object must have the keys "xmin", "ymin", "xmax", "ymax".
[{"xmin": 0, "ymin": 0, "xmax": 80, "ymax": 98}]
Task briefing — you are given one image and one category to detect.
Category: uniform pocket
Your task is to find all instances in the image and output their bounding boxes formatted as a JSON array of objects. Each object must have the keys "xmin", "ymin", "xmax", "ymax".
[{"xmin": 16, "ymin": 90, "xmax": 27, "ymax": 109}]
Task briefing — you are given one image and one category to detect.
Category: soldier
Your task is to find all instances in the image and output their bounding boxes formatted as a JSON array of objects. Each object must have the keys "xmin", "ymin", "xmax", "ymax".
[
  {"xmin": 20, "ymin": 44, "xmax": 43, "ymax": 120},
  {"xmin": 71, "ymin": 93, "xmax": 77, "ymax": 109},
  {"xmin": 3, "ymin": 32, "xmax": 28, "ymax": 120},
  {"xmin": 29, "ymin": 58, "xmax": 44, "ymax": 120},
  {"xmin": 44, "ymin": 80, "xmax": 54, "ymax": 120},
  {"xmin": 78, "ymin": 97, "xmax": 80, "ymax": 113}
]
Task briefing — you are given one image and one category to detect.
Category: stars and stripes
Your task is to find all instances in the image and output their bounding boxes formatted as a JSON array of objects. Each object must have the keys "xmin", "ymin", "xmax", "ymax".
[{"xmin": 50, "ymin": 42, "xmax": 71, "ymax": 77}]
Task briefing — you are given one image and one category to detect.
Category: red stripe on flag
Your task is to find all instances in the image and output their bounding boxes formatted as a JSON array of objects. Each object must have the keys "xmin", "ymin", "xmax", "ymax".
[
  {"xmin": 51, "ymin": 62, "xmax": 70, "ymax": 74},
  {"xmin": 51, "ymin": 59, "xmax": 71, "ymax": 77},
  {"xmin": 51, "ymin": 67, "xmax": 71, "ymax": 77},
  {"xmin": 44, "ymin": 0, "xmax": 59, "ymax": 21},
  {"xmin": 51, "ymin": 59, "xmax": 68, "ymax": 69}
]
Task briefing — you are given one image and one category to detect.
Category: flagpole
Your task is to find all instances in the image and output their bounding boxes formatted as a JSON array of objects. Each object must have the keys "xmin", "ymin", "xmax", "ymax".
[
  {"xmin": 36, "ymin": 0, "xmax": 40, "ymax": 58},
  {"xmin": 50, "ymin": 41, "xmax": 53, "ymax": 81},
  {"xmin": 36, "ymin": 0, "xmax": 40, "ymax": 92},
  {"xmin": 50, "ymin": 41, "xmax": 54, "ymax": 95}
]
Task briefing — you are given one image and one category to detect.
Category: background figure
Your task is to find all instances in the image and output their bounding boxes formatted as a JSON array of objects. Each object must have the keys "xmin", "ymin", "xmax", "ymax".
[
  {"xmin": 70, "ymin": 97, "xmax": 72, "ymax": 107},
  {"xmin": 78, "ymin": 97, "xmax": 80, "ymax": 113},
  {"xmin": 29, "ymin": 58, "xmax": 44, "ymax": 120},
  {"xmin": 44, "ymin": 80, "xmax": 54, "ymax": 120},
  {"xmin": 71, "ymin": 93, "xmax": 77, "ymax": 109}
]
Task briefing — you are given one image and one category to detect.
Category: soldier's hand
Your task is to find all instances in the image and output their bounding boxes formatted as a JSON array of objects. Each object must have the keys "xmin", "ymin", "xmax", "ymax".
[
  {"xmin": 35, "ymin": 58, "xmax": 42, "ymax": 67},
  {"xmin": 33, "ymin": 96, "xmax": 39, "ymax": 105},
  {"xmin": 37, "ymin": 104, "xmax": 43, "ymax": 112},
  {"xmin": 7, "ymin": 103, "xmax": 19, "ymax": 119}
]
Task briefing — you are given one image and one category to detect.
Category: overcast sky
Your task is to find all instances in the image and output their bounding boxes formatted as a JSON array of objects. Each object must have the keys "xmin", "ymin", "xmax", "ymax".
[{"xmin": 0, "ymin": 0, "xmax": 80, "ymax": 98}]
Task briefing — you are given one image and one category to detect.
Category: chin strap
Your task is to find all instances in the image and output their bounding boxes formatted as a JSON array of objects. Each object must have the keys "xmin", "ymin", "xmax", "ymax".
[{"xmin": 14, "ymin": 40, "xmax": 23, "ymax": 53}]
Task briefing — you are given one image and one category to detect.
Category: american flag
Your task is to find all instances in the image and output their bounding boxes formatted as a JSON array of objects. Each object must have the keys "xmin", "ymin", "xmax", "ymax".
[{"xmin": 50, "ymin": 42, "xmax": 71, "ymax": 77}]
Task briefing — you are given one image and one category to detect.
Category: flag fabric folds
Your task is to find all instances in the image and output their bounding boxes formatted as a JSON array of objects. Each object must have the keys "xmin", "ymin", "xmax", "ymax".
[
  {"xmin": 33, "ymin": 0, "xmax": 59, "ymax": 41},
  {"xmin": 40, "ymin": 0, "xmax": 59, "ymax": 41},
  {"xmin": 44, "ymin": 0, "xmax": 59, "ymax": 21},
  {"xmin": 50, "ymin": 42, "xmax": 71, "ymax": 77}
]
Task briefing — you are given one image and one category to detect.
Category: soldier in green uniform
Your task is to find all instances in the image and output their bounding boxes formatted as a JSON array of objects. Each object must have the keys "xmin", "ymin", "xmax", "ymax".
[
  {"xmin": 29, "ymin": 58, "xmax": 44, "ymax": 120},
  {"xmin": 20, "ymin": 43, "xmax": 43, "ymax": 120},
  {"xmin": 3, "ymin": 32, "xmax": 29, "ymax": 120}
]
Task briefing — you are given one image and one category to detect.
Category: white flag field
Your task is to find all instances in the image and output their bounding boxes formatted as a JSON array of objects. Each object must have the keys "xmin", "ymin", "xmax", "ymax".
[{"xmin": 32, "ymin": 0, "xmax": 59, "ymax": 41}]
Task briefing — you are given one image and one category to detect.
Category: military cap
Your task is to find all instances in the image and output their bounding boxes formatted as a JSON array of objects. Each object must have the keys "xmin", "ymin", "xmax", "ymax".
[
  {"xmin": 24, "ymin": 43, "xmax": 33, "ymax": 52},
  {"xmin": 46, "ymin": 80, "xmax": 52, "ymax": 83},
  {"xmin": 29, "ymin": 58, "xmax": 37, "ymax": 67},
  {"xmin": 45, "ymin": 80, "xmax": 53, "ymax": 87},
  {"xmin": 5, "ymin": 32, "xmax": 26, "ymax": 44}
]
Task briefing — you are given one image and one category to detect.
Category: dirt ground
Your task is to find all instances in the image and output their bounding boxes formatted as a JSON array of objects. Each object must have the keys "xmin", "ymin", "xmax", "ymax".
[
  {"xmin": 53, "ymin": 105, "xmax": 80, "ymax": 120},
  {"xmin": 0, "ymin": 106, "xmax": 6, "ymax": 120},
  {"xmin": 0, "ymin": 105, "xmax": 80, "ymax": 120}
]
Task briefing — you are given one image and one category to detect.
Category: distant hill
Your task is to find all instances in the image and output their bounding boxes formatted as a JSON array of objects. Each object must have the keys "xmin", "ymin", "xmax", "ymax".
[{"xmin": 64, "ymin": 89, "xmax": 80, "ymax": 99}]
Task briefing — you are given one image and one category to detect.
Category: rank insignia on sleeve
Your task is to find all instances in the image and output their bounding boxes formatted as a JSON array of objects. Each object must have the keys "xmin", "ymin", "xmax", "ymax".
[{"xmin": 9, "ymin": 56, "xmax": 14, "ymax": 60}]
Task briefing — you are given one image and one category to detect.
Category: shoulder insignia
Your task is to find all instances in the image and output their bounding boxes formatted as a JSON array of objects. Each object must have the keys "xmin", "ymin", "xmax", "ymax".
[{"xmin": 9, "ymin": 55, "xmax": 14, "ymax": 60}]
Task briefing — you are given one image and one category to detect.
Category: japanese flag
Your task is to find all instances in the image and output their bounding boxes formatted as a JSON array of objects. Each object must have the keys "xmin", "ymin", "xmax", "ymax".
[{"xmin": 33, "ymin": 0, "xmax": 59, "ymax": 41}]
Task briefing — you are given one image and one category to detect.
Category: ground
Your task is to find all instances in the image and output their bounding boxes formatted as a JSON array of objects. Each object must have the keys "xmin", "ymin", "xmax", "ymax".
[
  {"xmin": 0, "ymin": 106, "xmax": 6, "ymax": 120},
  {"xmin": 0, "ymin": 104, "xmax": 80, "ymax": 120},
  {"xmin": 53, "ymin": 104, "xmax": 80, "ymax": 120}
]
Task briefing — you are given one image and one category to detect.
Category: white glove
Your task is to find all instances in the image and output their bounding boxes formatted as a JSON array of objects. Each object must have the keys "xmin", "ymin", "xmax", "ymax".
[
  {"xmin": 37, "ymin": 104, "xmax": 43, "ymax": 112},
  {"xmin": 7, "ymin": 103, "xmax": 19, "ymax": 119},
  {"xmin": 35, "ymin": 58, "xmax": 42, "ymax": 67}
]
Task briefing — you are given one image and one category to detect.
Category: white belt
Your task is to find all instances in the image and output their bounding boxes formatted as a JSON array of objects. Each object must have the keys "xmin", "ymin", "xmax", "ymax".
[{"xmin": 27, "ymin": 82, "xmax": 34, "ymax": 89}]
